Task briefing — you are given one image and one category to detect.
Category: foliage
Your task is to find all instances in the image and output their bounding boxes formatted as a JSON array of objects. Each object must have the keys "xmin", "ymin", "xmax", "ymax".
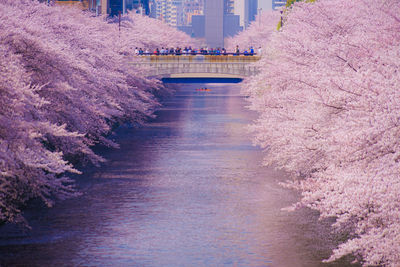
[
  {"xmin": 242, "ymin": 0, "xmax": 400, "ymax": 265},
  {"xmin": 285, "ymin": 0, "xmax": 299, "ymax": 7},
  {"xmin": 0, "ymin": 0, "xmax": 193, "ymax": 224},
  {"xmin": 286, "ymin": 0, "xmax": 316, "ymax": 8},
  {"xmin": 276, "ymin": 0, "xmax": 316, "ymax": 30}
]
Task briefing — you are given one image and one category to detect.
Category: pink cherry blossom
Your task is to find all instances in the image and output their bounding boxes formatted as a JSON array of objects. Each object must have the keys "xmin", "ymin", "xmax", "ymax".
[
  {"xmin": 241, "ymin": 0, "xmax": 400, "ymax": 265},
  {"xmin": 225, "ymin": 10, "xmax": 280, "ymax": 53},
  {"xmin": 0, "ymin": 0, "xmax": 193, "ymax": 224}
]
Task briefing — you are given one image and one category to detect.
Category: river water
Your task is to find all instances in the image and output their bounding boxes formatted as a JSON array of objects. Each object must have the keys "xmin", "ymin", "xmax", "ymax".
[{"xmin": 0, "ymin": 84, "xmax": 355, "ymax": 267}]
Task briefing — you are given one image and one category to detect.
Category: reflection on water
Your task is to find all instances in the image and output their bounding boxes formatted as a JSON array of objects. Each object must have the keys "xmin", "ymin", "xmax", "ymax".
[{"xmin": 0, "ymin": 84, "xmax": 355, "ymax": 267}]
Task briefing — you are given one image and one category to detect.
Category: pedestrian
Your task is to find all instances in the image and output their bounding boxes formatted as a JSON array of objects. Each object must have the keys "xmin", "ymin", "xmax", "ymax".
[{"xmin": 235, "ymin": 45, "xmax": 240, "ymax": 55}]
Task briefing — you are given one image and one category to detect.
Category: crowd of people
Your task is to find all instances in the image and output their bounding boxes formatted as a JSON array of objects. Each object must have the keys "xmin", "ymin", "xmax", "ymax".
[{"xmin": 134, "ymin": 45, "xmax": 262, "ymax": 56}]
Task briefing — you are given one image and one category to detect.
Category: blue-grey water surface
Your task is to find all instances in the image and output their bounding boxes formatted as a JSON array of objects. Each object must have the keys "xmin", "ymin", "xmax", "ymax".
[{"xmin": 0, "ymin": 84, "xmax": 355, "ymax": 267}]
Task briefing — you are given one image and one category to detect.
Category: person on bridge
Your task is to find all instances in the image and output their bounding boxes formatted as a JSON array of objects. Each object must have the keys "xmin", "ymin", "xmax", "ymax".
[{"xmin": 235, "ymin": 45, "xmax": 240, "ymax": 55}]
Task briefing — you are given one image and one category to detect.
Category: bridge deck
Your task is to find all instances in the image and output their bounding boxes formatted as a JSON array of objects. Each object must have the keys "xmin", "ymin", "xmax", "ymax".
[{"xmin": 130, "ymin": 55, "xmax": 261, "ymax": 79}]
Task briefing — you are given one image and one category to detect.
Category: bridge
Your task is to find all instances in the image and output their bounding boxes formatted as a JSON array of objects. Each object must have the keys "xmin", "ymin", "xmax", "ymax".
[{"xmin": 130, "ymin": 55, "xmax": 260, "ymax": 83}]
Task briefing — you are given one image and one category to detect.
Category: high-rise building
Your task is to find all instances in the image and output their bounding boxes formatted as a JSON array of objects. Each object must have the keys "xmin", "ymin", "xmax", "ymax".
[
  {"xmin": 108, "ymin": 0, "xmax": 123, "ymax": 16},
  {"xmin": 234, "ymin": 0, "xmax": 245, "ymax": 27},
  {"xmin": 141, "ymin": 0, "xmax": 150, "ymax": 14},
  {"xmin": 246, "ymin": 0, "xmax": 257, "ymax": 25},
  {"xmin": 272, "ymin": 0, "xmax": 286, "ymax": 10},
  {"xmin": 224, "ymin": 0, "xmax": 234, "ymax": 14},
  {"xmin": 223, "ymin": 0, "xmax": 241, "ymax": 38},
  {"xmin": 205, "ymin": 0, "xmax": 224, "ymax": 48},
  {"xmin": 154, "ymin": 0, "xmax": 186, "ymax": 27},
  {"xmin": 99, "ymin": 0, "xmax": 150, "ymax": 16},
  {"xmin": 234, "ymin": 0, "xmax": 258, "ymax": 28},
  {"xmin": 155, "ymin": 0, "xmax": 169, "ymax": 23},
  {"xmin": 203, "ymin": 0, "xmax": 241, "ymax": 47},
  {"xmin": 183, "ymin": 0, "xmax": 204, "ymax": 25},
  {"xmin": 148, "ymin": 0, "xmax": 239, "ymax": 43}
]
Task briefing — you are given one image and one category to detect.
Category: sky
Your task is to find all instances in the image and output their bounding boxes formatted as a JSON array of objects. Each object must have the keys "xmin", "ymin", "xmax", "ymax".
[
  {"xmin": 259, "ymin": 0, "xmax": 272, "ymax": 11},
  {"xmin": 235, "ymin": 0, "xmax": 273, "ymax": 11}
]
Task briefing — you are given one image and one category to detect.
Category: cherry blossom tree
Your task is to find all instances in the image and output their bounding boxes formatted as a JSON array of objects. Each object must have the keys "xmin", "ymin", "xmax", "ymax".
[
  {"xmin": 116, "ymin": 12, "xmax": 199, "ymax": 53},
  {"xmin": 225, "ymin": 10, "xmax": 280, "ymax": 53},
  {"xmin": 242, "ymin": 0, "xmax": 400, "ymax": 265},
  {"xmin": 0, "ymin": 0, "xmax": 194, "ymax": 224}
]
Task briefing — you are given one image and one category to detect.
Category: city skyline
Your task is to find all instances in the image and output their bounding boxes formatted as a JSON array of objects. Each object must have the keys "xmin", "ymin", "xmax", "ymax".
[
  {"xmin": 97, "ymin": 0, "xmax": 275, "ymax": 29},
  {"xmin": 97, "ymin": 0, "xmax": 278, "ymax": 47},
  {"xmin": 151, "ymin": 0, "xmax": 273, "ymax": 28}
]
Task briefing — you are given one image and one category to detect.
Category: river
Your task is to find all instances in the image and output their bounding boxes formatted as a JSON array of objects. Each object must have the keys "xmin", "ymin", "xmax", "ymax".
[{"xmin": 0, "ymin": 84, "xmax": 355, "ymax": 266}]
